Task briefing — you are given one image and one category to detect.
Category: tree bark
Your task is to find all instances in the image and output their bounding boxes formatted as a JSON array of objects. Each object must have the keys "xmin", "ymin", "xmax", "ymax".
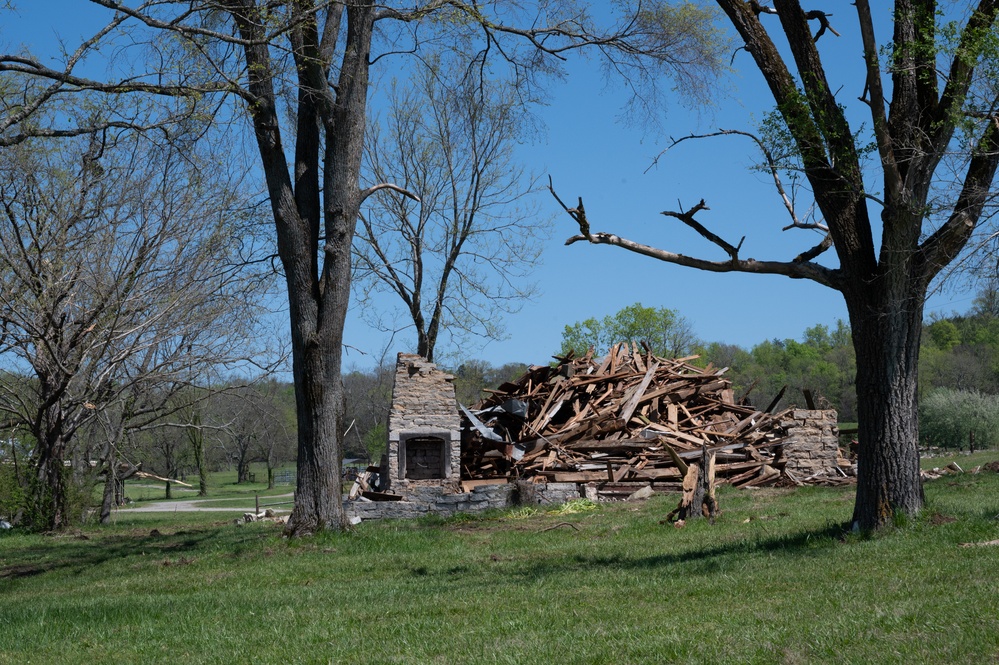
[
  {"xmin": 236, "ymin": 442, "xmax": 251, "ymax": 484},
  {"xmin": 847, "ymin": 282, "xmax": 926, "ymax": 530},
  {"xmin": 28, "ymin": 386, "xmax": 73, "ymax": 530},
  {"xmin": 189, "ymin": 426, "xmax": 209, "ymax": 497},
  {"xmin": 279, "ymin": 2, "xmax": 375, "ymax": 536},
  {"xmin": 100, "ymin": 455, "xmax": 116, "ymax": 524},
  {"xmin": 216, "ymin": 0, "xmax": 358, "ymax": 535},
  {"xmin": 30, "ymin": 433, "xmax": 69, "ymax": 530}
]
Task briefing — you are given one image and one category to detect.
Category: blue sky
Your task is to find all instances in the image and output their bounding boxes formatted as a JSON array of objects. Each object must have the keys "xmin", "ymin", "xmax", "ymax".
[
  {"xmin": 4, "ymin": 2, "xmax": 982, "ymax": 372},
  {"xmin": 385, "ymin": 3, "xmax": 982, "ymax": 370},
  {"xmin": 348, "ymin": 8, "xmax": 857, "ymax": 368}
]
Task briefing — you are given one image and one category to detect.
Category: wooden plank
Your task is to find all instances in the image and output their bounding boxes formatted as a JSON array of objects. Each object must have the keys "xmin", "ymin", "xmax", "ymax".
[
  {"xmin": 723, "ymin": 411, "xmax": 766, "ymax": 438},
  {"xmin": 714, "ymin": 460, "xmax": 770, "ymax": 474},
  {"xmin": 569, "ymin": 371, "xmax": 636, "ymax": 387},
  {"xmin": 544, "ymin": 470, "xmax": 615, "ymax": 482},
  {"xmin": 631, "ymin": 467, "xmax": 683, "ymax": 480},
  {"xmin": 595, "ymin": 351, "xmax": 613, "ymax": 376},
  {"xmin": 663, "ymin": 443, "xmax": 689, "ymax": 476},
  {"xmin": 562, "ymin": 386, "xmax": 612, "ymax": 429},
  {"xmin": 533, "ymin": 398, "xmax": 566, "ymax": 434},
  {"xmin": 612, "ymin": 463, "xmax": 633, "ymax": 482},
  {"xmin": 678, "ymin": 403, "xmax": 700, "ymax": 426},
  {"xmin": 634, "ymin": 347, "xmax": 647, "ymax": 373},
  {"xmin": 641, "ymin": 423, "xmax": 709, "ymax": 447},
  {"xmin": 461, "ymin": 479, "xmax": 509, "ymax": 492},
  {"xmin": 565, "ymin": 439, "xmax": 669, "ymax": 451},
  {"xmin": 640, "ymin": 379, "xmax": 730, "ymax": 406},
  {"xmin": 739, "ymin": 464, "xmax": 780, "ymax": 488},
  {"xmin": 725, "ymin": 464, "xmax": 766, "ymax": 486},
  {"xmin": 619, "ymin": 361, "xmax": 660, "ymax": 424}
]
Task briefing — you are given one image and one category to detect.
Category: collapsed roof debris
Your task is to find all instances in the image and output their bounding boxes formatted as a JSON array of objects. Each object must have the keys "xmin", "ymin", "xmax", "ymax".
[{"xmin": 461, "ymin": 343, "xmax": 853, "ymax": 498}]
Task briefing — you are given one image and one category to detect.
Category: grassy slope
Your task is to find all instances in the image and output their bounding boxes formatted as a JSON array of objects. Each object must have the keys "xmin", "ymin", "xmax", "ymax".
[{"xmin": 2, "ymin": 461, "xmax": 999, "ymax": 665}]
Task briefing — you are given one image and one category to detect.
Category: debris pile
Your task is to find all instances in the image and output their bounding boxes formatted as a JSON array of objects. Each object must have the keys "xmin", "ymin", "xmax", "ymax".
[
  {"xmin": 462, "ymin": 343, "xmax": 829, "ymax": 497},
  {"xmin": 920, "ymin": 460, "xmax": 999, "ymax": 480}
]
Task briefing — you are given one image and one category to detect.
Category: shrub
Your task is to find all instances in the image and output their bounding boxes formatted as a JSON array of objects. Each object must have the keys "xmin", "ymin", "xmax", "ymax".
[
  {"xmin": 919, "ymin": 388, "xmax": 999, "ymax": 449},
  {"xmin": 0, "ymin": 462, "xmax": 24, "ymax": 521}
]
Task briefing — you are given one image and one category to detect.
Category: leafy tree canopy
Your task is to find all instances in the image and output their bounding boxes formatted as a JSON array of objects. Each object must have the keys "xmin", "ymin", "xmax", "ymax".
[{"xmin": 559, "ymin": 302, "xmax": 697, "ymax": 359}]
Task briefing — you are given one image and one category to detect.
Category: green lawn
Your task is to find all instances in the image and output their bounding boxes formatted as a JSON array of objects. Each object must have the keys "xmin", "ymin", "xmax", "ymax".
[
  {"xmin": 920, "ymin": 449, "xmax": 997, "ymax": 470},
  {"xmin": 2, "ymin": 457, "xmax": 999, "ymax": 664},
  {"xmin": 118, "ymin": 463, "xmax": 296, "ymax": 503}
]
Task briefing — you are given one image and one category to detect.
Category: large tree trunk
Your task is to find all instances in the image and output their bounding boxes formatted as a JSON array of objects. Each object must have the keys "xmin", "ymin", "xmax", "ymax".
[
  {"xmin": 188, "ymin": 417, "xmax": 209, "ymax": 497},
  {"xmin": 29, "ymin": 433, "xmax": 69, "ymax": 530},
  {"xmin": 283, "ymin": 4, "xmax": 372, "ymax": 537},
  {"xmin": 284, "ymin": 344, "xmax": 347, "ymax": 535},
  {"xmin": 236, "ymin": 444, "xmax": 251, "ymax": 484},
  {"xmin": 100, "ymin": 455, "xmax": 116, "ymax": 524},
  {"xmin": 227, "ymin": 0, "xmax": 370, "ymax": 536},
  {"xmin": 847, "ymin": 285, "xmax": 925, "ymax": 530}
]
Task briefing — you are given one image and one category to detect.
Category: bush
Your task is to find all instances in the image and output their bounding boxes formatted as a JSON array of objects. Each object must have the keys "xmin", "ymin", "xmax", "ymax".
[
  {"xmin": 6, "ymin": 463, "xmax": 95, "ymax": 530},
  {"xmin": 919, "ymin": 388, "xmax": 999, "ymax": 449},
  {"xmin": 0, "ymin": 462, "xmax": 24, "ymax": 521}
]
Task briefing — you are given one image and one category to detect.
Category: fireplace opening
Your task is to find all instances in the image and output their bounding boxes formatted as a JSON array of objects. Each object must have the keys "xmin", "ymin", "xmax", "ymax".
[{"xmin": 403, "ymin": 436, "xmax": 446, "ymax": 480}]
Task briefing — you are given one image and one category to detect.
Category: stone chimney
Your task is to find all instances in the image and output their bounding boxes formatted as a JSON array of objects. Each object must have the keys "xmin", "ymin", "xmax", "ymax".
[{"xmin": 384, "ymin": 354, "xmax": 461, "ymax": 493}]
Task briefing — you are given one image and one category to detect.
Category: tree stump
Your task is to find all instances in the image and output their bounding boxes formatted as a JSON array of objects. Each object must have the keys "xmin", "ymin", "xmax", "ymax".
[{"xmin": 667, "ymin": 445, "xmax": 718, "ymax": 523}]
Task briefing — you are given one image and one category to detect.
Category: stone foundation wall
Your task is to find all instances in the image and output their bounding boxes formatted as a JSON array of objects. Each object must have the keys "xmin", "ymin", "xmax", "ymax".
[
  {"xmin": 780, "ymin": 409, "xmax": 840, "ymax": 478},
  {"xmin": 345, "ymin": 482, "xmax": 582, "ymax": 522}
]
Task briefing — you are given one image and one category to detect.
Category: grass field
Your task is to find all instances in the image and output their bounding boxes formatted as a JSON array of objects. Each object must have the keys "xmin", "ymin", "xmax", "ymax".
[
  {"xmin": 118, "ymin": 463, "xmax": 297, "ymax": 503},
  {"xmin": 2, "ymin": 454, "xmax": 999, "ymax": 664}
]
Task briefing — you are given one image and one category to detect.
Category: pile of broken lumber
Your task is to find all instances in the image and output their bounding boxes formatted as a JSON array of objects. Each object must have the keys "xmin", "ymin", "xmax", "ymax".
[{"xmin": 462, "ymin": 343, "xmax": 815, "ymax": 496}]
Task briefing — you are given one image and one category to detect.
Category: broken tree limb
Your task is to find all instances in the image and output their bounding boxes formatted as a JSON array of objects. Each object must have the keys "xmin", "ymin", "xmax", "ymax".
[
  {"xmin": 133, "ymin": 470, "xmax": 192, "ymax": 487},
  {"xmin": 660, "ymin": 199, "xmax": 744, "ymax": 262},
  {"xmin": 548, "ymin": 175, "xmax": 590, "ymax": 239},
  {"xmin": 550, "ymin": 175, "xmax": 843, "ymax": 290}
]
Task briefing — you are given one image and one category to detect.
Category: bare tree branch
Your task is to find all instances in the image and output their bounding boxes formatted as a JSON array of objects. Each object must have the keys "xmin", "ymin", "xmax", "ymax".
[
  {"xmin": 548, "ymin": 175, "xmax": 589, "ymax": 239},
  {"xmin": 358, "ymin": 182, "xmax": 421, "ymax": 205},
  {"xmin": 555, "ymin": 187, "xmax": 840, "ymax": 289},
  {"xmin": 660, "ymin": 199, "xmax": 744, "ymax": 261}
]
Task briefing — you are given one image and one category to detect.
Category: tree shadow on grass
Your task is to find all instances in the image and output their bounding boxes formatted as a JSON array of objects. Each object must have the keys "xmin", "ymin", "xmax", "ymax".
[
  {"xmin": 506, "ymin": 521, "xmax": 852, "ymax": 582},
  {"xmin": 0, "ymin": 525, "xmax": 266, "ymax": 580}
]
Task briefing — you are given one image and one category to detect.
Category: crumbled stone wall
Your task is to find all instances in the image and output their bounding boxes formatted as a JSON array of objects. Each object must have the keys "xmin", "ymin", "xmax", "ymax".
[
  {"xmin": 514, "ymin": 482, "xmax": 580, "ymax": 506},
  {"xmin": 780, "ymin": 409, "xmax": 840, "ymax": 478},
  {"xmin": 345, "ymin": 482, "xmax": 582, "ymax": 522},
  {"xmin": 386, "ymin": 354, "xmax": 461, "ymax": 491}
]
